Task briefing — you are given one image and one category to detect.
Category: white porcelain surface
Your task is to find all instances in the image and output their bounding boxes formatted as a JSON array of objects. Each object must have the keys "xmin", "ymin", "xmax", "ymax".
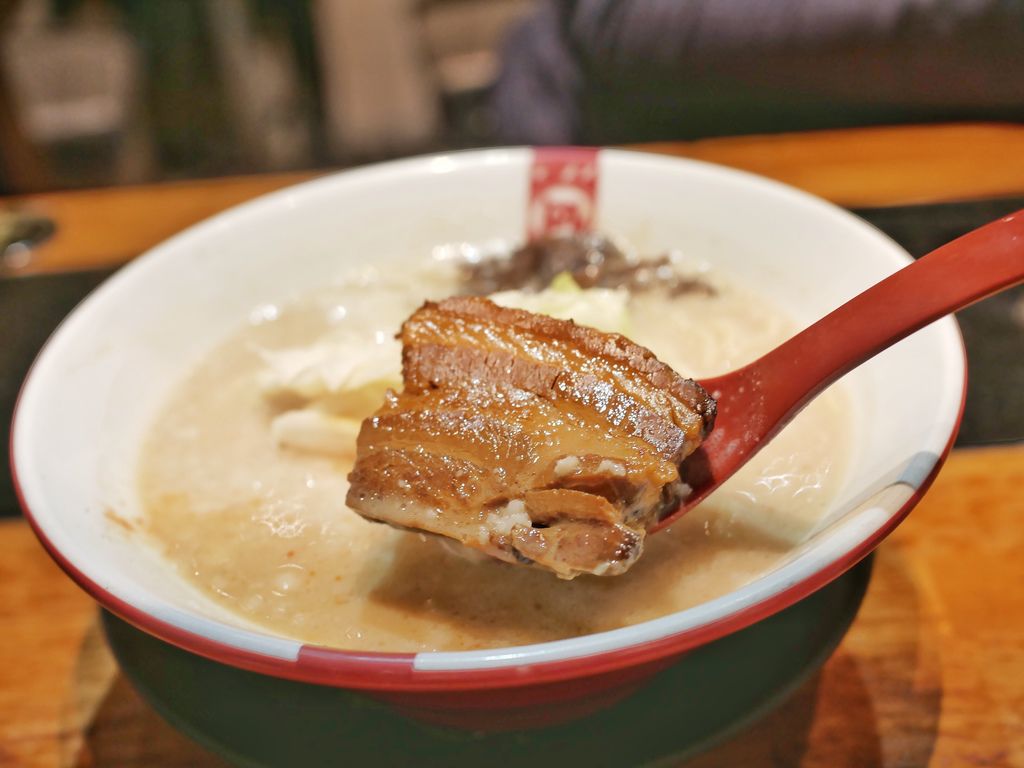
[{"xmin": 12, "ymin": 149, "xmax": 964, "ymax": 668}]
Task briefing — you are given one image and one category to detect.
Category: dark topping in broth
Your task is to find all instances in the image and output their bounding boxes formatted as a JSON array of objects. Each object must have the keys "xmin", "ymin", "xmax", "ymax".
[{"xmin": 464, "ymin": 234, "xmax": 715, "ymax": 297}]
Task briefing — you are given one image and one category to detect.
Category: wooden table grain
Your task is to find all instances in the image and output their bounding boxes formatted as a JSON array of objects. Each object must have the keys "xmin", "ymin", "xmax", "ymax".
[{"xmin": 3, "ymin": 123, "xmax": 1023, "ymax": 767}]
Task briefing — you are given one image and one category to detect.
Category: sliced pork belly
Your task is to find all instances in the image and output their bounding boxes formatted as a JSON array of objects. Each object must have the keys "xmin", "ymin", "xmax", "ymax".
[{"xmin": 346, "ymin": 297, "xmax": 715, "ymax": 578}]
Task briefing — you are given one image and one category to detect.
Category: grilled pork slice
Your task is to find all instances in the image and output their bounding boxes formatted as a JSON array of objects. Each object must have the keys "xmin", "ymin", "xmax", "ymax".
[{"xmin": 346, "ymin": 297, "xmax": 715, "ymax": 578}]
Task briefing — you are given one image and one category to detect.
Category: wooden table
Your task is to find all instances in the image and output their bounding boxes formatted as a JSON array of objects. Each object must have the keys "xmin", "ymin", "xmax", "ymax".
[{"xmin": 3, "ymin": 123, "xmax": 1023, "ymax": 767}]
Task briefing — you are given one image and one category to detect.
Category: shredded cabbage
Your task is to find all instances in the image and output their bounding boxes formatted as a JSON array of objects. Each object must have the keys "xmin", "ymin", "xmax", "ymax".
[
  {"xmin": 261, "ymin": 274, "xmax": 631, "ymax": 455},
  {"xmin": 489, "ymin": 273, "xmax": 631, "ymax": 334}
]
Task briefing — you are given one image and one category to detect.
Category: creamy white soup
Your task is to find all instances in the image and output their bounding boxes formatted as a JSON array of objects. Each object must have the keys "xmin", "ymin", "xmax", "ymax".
[{"xmin": 138, "ymin": 248, "xmax": 849, "ymax": 652}]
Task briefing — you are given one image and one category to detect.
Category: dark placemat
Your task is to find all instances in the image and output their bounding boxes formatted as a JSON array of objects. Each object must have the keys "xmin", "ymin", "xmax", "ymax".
[
  {"xmin": 1, "ymin": 269, "xmax": 114, "ymax": 517},
  {"xmin": 3, "ymin": 195, "xmax": 1023, "ymax": 518},
  {"xmin": 853, "ymin": 196, "xmax": 1024, "ymax": 446}
]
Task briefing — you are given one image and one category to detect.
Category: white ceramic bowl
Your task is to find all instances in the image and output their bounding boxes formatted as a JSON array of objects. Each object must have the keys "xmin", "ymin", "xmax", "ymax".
[{"xmin": 12, "ymin": 148, "xmax": 964, "ymax": 728}]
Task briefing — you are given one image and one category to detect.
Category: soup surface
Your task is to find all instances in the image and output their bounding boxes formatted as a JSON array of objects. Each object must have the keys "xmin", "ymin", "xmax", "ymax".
[{"xmin": 139, "ymin": 248, "xmax": 850, "ymax": 652}]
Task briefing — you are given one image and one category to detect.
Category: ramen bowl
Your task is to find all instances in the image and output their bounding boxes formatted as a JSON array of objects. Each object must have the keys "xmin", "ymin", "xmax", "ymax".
[{"xmin": 12, "ymin": 149, "xmax": 964, "ymax": 747}]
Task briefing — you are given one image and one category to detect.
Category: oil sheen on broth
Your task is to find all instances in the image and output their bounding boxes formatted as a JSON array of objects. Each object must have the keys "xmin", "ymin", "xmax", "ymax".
[{"xmin": 138, "ymin": 254, "xmax": 850, "ymax": 652}]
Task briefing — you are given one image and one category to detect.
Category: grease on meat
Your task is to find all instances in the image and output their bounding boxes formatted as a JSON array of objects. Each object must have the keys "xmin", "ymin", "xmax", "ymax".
[{"xmin": 346, "ymin": 297, "xmax": 715, "ymax": 578}]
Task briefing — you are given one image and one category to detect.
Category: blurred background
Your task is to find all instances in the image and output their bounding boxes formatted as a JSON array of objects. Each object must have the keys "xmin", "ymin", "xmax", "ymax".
[{"xmin": 1, "ymin": 0, "xmax": 1023, "ymax": 194}]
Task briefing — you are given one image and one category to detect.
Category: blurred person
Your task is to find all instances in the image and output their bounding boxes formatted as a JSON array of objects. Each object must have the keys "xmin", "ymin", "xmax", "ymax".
[{"xmin": 492, "ymin": 0, "xmax": 1024, "ymax": 145}]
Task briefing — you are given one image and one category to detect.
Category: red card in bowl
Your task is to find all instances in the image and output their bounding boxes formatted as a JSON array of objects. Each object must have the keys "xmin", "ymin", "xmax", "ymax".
[{"xmin": 527, "ymin": 147, "xmax": 600, "ymax": 240}]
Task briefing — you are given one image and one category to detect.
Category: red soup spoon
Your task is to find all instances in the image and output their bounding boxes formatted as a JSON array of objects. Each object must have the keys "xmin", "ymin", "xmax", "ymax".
[{"xmin": 654, "ymin": 210, "xmax": 1024, "ymax": 532}]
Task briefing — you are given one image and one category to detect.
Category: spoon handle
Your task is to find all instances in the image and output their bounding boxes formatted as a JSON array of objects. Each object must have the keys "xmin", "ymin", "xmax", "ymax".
[{"xmin": 706, "ymin": 210, "xmax": 1024, "ymax": 434}]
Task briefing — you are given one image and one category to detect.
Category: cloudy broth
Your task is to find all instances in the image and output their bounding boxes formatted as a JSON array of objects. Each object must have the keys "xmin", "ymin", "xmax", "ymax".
[{"xmin": 138, "ymin": 255, "xmax": 849, "ymax": 652}]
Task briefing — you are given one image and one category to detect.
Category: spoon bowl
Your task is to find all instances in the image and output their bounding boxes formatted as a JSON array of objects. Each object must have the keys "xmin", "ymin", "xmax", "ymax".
[{"xmin": 657, "ymin": 209, "xmax": 1024, "ymax": 531}]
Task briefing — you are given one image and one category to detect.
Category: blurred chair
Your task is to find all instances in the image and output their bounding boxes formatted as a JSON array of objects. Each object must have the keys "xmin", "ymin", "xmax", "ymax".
[
  {"xmin": 0, "ymin": 0, "xmax": 49, "ymax": 192},
  {"xmin": 1, "ymin": 0, "xmax": 151, "ymax": 188}
]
